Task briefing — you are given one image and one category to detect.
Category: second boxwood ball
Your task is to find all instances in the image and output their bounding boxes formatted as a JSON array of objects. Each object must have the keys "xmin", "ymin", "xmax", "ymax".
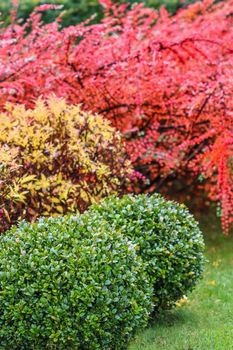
[{"xmin": 87, "ymin": 194, "xmax": 205, "ymax": 310}]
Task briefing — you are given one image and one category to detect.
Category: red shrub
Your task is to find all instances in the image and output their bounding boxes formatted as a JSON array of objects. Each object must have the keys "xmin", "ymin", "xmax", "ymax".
[{"xmin": 1, "ymin": 0, "xmax": 233, "ymax": 232}]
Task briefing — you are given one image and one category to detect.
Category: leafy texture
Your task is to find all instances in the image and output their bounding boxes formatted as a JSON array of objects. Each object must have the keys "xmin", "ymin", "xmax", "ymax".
[
  {"xmin": 0, "ymin": 0, "xmax": 194, "ymax": 27},
  {"xmin": 0, "ymin": 97, "xmax": 132, "ymax": 232},
  {"xmin": 0, "ymin": 215, "xmax": 153, "ymax": 349},
  {"xmin": 87, "ymin": 194, "xmax": 205, "ymax": 310},
  {"xmin": 0, "ymin": 1, "xmax": 232, "ymax": 232}
]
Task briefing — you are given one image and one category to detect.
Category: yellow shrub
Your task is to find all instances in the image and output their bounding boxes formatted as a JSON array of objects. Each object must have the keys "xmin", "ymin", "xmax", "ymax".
[{"xmin": 0, "ymin": 97, "xmax": 132, "ymax": 231}]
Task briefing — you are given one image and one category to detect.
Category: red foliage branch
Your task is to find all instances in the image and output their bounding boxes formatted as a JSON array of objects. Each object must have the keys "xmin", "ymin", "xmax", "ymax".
[{"xmin": 1, "ymin": 0, "xmax": 233, "ymax": 232}]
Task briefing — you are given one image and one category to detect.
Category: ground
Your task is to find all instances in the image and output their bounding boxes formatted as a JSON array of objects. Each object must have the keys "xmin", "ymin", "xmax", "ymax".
[{"xmin": 130, "ymin": 216, "xmax": 233, "ymax": 350}]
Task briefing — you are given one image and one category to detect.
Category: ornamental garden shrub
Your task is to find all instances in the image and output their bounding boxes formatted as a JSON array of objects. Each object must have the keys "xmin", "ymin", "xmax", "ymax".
[
  {"xmin": 1, "ymin": 1, "xmax": 233, "ymax": 232},
  {"xmin": 0, "ymin": 97, "xmax": 132, "ymax": 232},
  {"xmin": 0, "ymin": 215, "xmax": 153, "ymax": 349},
  {"xmin": 87, "ymin": 194, "xmax": 205, "ymax": 310},
  {"xmin": 0, "ymin": 0, "xmax": 194, "ymax": 27}
]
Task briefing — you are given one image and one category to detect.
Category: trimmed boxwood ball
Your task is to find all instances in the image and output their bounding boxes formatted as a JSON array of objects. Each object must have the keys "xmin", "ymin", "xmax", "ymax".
[
  {"xmin": 0, "ymin": 216, "xmax": 153, "ymax": 350},
  {"xmin": 87, "ymin": 194, "xmax": 205, "ymax": 310}
]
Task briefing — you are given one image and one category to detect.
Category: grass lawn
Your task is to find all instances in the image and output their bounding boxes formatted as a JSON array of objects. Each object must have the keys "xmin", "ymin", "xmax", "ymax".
[{"xmin": 129, "ymin": 217, "xmax": 233, "ymax": 350}]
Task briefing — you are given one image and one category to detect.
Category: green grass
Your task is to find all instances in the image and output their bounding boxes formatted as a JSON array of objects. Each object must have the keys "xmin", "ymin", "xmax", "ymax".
[{"xmin": 129, "ymin": 217, "xmax": 233, "ymax": 350}]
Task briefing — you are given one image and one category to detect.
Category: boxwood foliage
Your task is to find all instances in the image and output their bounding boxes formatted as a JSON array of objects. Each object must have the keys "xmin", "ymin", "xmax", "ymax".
[
  {"xmin": 87, "ymin": 194, "xmax": 205, "ymax": 310},
  {"xmin": 0, "ymin": 216, "xmax": 153, "ymax": 350}
]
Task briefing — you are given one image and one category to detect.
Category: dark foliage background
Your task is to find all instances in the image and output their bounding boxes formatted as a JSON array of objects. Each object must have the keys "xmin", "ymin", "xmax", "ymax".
[{"xmin": 0, "ymin": 0, "xmax": 195, "ymax": 26}]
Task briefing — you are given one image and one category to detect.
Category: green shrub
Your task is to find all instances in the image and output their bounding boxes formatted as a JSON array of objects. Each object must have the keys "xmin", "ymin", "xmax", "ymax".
[
  {"xmin": 0, "ymin": 216, "xmax": 153, "ymax": 349},
  {"xmin": 87, "ymin": 194, "xmax": 205, "ymax": 310}
]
